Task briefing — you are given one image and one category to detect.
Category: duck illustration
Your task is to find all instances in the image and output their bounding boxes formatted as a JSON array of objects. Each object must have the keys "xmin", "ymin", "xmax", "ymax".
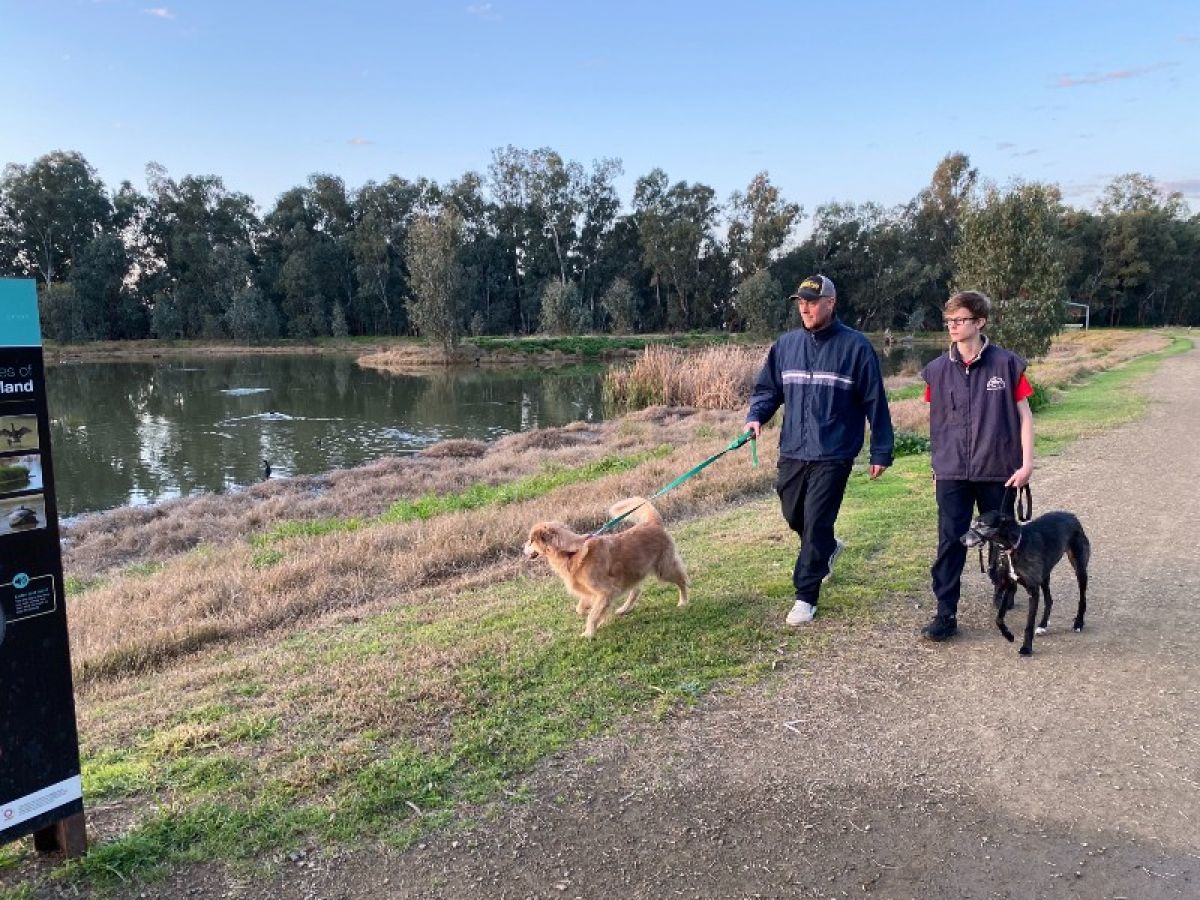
[{"xmin": 1, "ymin": 423, "xmax": 32, "ymax": 446}]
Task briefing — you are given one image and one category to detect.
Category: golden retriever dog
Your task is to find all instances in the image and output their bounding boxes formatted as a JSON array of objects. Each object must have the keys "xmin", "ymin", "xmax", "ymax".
[{"xmin": 523, "ymin": 497, "xmax": 689, "ymax": 638}]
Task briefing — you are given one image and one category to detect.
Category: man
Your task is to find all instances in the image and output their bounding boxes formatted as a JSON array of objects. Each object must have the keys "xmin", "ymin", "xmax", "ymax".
[
  {"xmin": 745, "ymin": 275, "xmax": 894, "ymax": 626},
  {"xmin": 920, "ymin": 290, "xmax": 1034, "ymax": 641}
]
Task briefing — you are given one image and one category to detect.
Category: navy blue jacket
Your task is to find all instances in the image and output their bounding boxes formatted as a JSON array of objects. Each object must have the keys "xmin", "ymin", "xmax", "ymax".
[
  {"xmin": 747, "ymin": 318, "xmax": 894, "ymax": 466},
  {"xmin": 922, "ymin": 337, "xmax": 1026, "ymax": 481}
]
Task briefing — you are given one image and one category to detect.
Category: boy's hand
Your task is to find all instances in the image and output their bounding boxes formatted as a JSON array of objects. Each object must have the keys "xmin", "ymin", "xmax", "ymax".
[
  {"xmin": 1005, "ymin": 466, "xmax": 1032, "ymax": 488},
  {"xmin": 869, "ymin": 465, "xmax": 888, "ymax": 480},
  {"xmin": 744, "ymin": 421, "xmax": 761, "ymax": 439}
]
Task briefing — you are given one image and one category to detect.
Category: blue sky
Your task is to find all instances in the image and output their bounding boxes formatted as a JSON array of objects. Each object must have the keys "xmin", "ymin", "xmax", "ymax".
[{"xmin": 2, "ymin": 0, "xmax": 1197, "ymax": 218}]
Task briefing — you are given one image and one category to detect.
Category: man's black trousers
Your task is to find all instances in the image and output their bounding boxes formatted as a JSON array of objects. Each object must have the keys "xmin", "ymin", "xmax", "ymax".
[
  {"xmin": 931, "ymin": 479, "xmax": 1016, "ymax": 620},
  {"xmin": 775, "ymin": 458, "xmax": 854, "ymax": 607}
]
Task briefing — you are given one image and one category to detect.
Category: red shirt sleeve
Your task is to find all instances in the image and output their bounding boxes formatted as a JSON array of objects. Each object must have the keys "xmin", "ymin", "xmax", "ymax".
[
  {"xmin": 1014, "ymin": 373, "xmax": 1034, "ymax": 402},
  {"xmin": 923, "ymin": 383, "xmax": 931, "ymax": 403}
]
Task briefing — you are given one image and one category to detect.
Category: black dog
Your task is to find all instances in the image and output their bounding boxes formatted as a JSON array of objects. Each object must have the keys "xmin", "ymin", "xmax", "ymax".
[{"xmin": 961, "ymin": 510, "xmax": 1090, "ymax": 656}]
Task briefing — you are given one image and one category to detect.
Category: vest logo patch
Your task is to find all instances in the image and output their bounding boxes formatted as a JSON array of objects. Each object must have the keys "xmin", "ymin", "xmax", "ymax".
[{"xmin": 986, "ymin": 376, "xmax": 1006, "ymax": 391}]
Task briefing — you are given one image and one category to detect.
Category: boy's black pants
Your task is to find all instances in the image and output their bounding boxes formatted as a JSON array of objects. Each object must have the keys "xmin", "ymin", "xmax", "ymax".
[
  {"xmin": 931, "ymin": 479, "xmax": 1015, "ymax": 620},
  {"xmin": 776, "ymin": 458, "xmax": 854, "ymax": 607}
]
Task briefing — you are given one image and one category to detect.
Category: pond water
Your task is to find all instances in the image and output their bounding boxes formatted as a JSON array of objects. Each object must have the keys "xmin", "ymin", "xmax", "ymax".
[{"xmin": 44, "ymin": 341, "xmax": 942, "ymax": 518}]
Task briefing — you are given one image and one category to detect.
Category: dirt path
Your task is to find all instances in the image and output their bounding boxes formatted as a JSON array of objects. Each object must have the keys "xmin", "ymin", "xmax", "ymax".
[{"xmin": 29, "ymin": 346, "xmax": 1200, "ymax": 899}]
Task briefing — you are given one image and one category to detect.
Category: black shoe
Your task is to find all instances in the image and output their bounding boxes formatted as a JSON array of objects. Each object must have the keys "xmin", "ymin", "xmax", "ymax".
[{"xmin": 921, "ymin": 615, "xmax": 958, "ymax": 641}]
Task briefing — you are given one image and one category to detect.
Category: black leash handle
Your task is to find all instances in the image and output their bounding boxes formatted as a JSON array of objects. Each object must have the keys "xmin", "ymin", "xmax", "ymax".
[
  {"xmin": 980, "ymin": 484, "xmax": 1033, "ymax": 573},
  {"xmin": 1007, "ymin": 484, "xmax": 1033, "ymax": 522}
]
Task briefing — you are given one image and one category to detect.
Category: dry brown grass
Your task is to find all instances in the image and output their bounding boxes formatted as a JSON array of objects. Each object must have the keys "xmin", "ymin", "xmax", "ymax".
[
  {"xmin": 63, "ymin": 426, "xmax": 607, "ymax": 578},
  {"xmin": 66, "ymin": 408, "xmax": 772, "ymax": 684},
  {"xmin": 604, "ymin": 345, "xmax": 768, "ymax": 411},
  {"xmin": 357, "ymin": 345, "xmax": 483, "ymax": 369},
  {"xmin": 1027, "ymin": 329, "xmax": 1170, "ymax": 388}
]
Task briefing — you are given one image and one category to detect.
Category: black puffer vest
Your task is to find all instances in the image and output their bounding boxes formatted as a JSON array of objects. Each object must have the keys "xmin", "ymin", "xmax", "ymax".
[{"xmin": 922, "ymin": 338, "xmax": 1026, "ymax": 481}]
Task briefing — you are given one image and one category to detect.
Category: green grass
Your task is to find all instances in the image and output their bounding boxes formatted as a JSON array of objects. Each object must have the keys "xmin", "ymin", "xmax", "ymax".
[{"xmin": 887, "ymin": 382, "xmax": 926, "ymax": 402}]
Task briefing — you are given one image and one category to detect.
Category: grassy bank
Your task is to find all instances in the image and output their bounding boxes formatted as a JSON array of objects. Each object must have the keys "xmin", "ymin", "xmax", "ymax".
[{"xmin": 0, "ymin": 332, "xmax": 1189, "ymax": 897}]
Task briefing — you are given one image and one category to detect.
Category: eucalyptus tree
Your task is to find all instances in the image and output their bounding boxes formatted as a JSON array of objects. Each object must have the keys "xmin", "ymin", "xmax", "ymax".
[
  {"xmin": 727, "ymin": 171, "xmax": 802, "ymax": 277},
  {"xmin": 576, "ymin": 158, "xmax": 624, "ymax": 324},
  {"xmin": 953, "ymin": 180, "xmax": 1067, "ymax": 358},
  {"xmin": 141, "ymin": 163, "xmax": 262, "ymax": 338},
  {"xmin": 527, "ymin": 149, "xmax": 584, "ymax": 286},
  {"xmin": 1095, "ymin": 173, "xmax": 1189, "ymax": 326},
  {"xmin": 0, "ymin": 204, "xmax": 18, "ymax": 277},
  {"xmin": 806, "ymin": 201, "xmax": 910, "ymax": 327},
  {"xmin": 69, "ymin": 233, "xmax": 144, "ymax": 339},
  {"xmin": 261, "ymin": 175, "xmax": 357, "ymax": 337},
  {"xmin": 487, "ymin": 146, "xmax": 539, "ymax": 332},
  {"xmin": 352, "ymin": 175, "xmax": 424, "ymax": 334},
  {"xmin": 441, "ymin": 171, "xmax": 513, "ymax": 335},
  {"xmin": 487, "ymin": 146, "xmax": 591, "ymax": 332},
  {"xmin": 406, "ymin": 207, "xmax": 464, "ymax": 351},
  {"xmin": 632, "ymin": 169, "xmax": 720, "ymax": 329},
  {"xmin": 0, "ymin": 150, "xmax": 113, "ymax": 286}
]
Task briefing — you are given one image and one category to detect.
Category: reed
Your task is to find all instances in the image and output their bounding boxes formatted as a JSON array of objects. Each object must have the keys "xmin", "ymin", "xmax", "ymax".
[{"xmin": 603, "ymin": 345, "xmax": 767, "ymax": 412}]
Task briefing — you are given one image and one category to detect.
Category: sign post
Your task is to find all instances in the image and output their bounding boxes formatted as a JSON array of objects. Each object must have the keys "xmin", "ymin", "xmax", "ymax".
[{"xmin": 0, "ymin": 279, "xmax": 86, "ymax": 856}]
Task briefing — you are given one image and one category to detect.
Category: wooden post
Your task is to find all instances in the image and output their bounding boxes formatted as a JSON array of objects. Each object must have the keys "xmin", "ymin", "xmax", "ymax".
[{"xmin": 32, "ymin": 812, "xmax": 87, "ymax": 858}]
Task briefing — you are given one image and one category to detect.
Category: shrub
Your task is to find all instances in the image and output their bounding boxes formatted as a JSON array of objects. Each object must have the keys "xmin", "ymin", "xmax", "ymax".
[
  {"xmin": 892, "ymin": 431, "xmax": 931, "ymax": 457},
  {"xmin": 1026, "ymin": 379, "xmax": 1050, "ymax": 413}
]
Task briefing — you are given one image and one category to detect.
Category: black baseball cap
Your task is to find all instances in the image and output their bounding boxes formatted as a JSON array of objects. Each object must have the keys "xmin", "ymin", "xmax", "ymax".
[{"xmin": 790, "ymin": 275, "xmax": 836, "ymax": 301}]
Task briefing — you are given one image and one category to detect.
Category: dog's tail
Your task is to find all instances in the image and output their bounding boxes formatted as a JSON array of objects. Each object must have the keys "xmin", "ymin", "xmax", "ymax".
[{"xmin": 608, "ymin": 496, "xmax": 662, "ymax": 526}]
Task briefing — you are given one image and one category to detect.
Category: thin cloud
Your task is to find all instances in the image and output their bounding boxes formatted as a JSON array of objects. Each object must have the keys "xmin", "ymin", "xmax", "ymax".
[
  {"xmin": 1053, "ymin": 62, "xmax": 1173, "ymax": 88},
  {"xmin": 1161, "ymin": 178, "xmax": 1200, "ymax": 196},
  {"xmin": 142, "ymin": 7, "xmax": 174, "ymax": 18},
  {"xmin": 347, "ymin": 137, "xmax": 374, "ymax": 146},
  {"xmin": 1011, "ymin": 149, "xmax": 1040, "ymax": 158},
  {"xmin": 996, "ymin": 142, "xmax": 1017, "ymax": 150},
  {"xmin": 1177, "ymin": 35, "xmax": 1199, "ymax": 44},
  {"xmin": 466, "ymin": 3, "xmax": 498, "ymax": 18}
]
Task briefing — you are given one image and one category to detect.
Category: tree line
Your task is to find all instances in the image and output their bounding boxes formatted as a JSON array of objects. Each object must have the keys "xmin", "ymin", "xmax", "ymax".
[{"xmin": 2, "ymin": 148, "xmax": 1196, "ymax": 358}]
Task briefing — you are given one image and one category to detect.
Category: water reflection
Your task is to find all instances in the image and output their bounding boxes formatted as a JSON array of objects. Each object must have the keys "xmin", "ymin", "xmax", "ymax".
[
  {"xmin": 46, "ymin": 355, "xmax": 604, "ymax": 517},
  {"xmin": 45, "ymin": 341, "xmax": 941, "ymax": 517}
]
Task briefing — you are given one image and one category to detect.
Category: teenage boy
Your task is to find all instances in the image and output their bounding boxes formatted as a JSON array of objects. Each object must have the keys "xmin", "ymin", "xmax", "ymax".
[
  {"xmin": 921, "ymin": 290, "xmax": 1035, "ymax": 641},
  {"xmin": 745, "ymin": 275, "xmax": 894, "ymax": 626}
]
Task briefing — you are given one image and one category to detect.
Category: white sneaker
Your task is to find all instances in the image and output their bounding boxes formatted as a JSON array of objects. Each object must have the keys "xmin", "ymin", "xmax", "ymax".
[
  {"xmin": 785, "ymin": 599, "xmax": 816, "ymax": 626},
  {"xmin": 822, "ymin": 538, "xmax": 845, "ymax": 584}
]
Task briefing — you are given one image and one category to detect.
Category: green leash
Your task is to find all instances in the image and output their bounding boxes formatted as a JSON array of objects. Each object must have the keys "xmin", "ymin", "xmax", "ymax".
[{"xmin": 585, "ymin": 430, "xmax": 759, "ymax": 538}]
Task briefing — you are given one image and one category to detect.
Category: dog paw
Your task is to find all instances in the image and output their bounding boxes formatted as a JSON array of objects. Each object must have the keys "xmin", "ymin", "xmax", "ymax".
[
  {"xmin": 1018, "ymin": 646, "xmax": 1032, "ymax": 656},
  {"xmin": 1035, "ymin": 626, "xmax": 1047, "ymax": 636},
  {"xmin": 1073, "ymin": 625, "xmax": 1083, "ymax": 633}
]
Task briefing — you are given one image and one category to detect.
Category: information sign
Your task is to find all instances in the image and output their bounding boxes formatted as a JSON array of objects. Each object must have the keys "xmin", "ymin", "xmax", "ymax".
[{"xmin": 0, "ymin": 279, "xmax": 85, "ymax": 853}]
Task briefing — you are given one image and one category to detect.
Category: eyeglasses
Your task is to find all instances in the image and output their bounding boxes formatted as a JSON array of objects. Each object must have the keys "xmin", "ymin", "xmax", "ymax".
[{"xmin": 943, "ymin": 317, "xmax": 977, "ymax": 328}]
